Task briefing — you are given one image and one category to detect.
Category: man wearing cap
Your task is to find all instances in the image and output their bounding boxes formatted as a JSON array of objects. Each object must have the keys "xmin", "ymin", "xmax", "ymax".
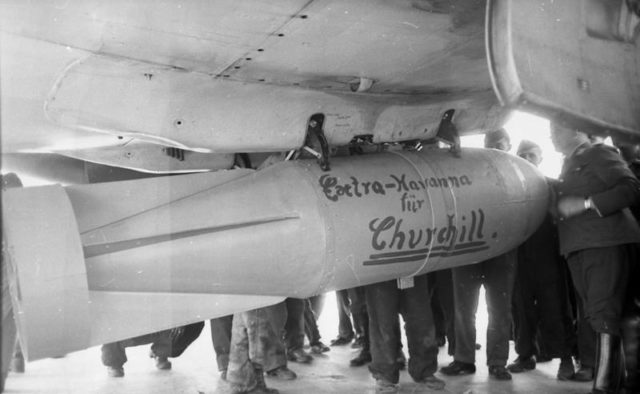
[
  {"xmin": 551, "ymin": 122, "xmax": 640, "ymax": 394},
  {"xmin": 508, "ymin": 140, "xmax": 576, "ymax": 380}
]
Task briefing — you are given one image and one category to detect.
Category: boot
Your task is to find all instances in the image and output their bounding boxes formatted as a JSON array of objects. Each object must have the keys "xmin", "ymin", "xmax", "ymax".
[
  {"xmin": 557, "ymin": 356, "xmax": 576, "ymax": 381},
  {"xmin": 231, "ymin": 364, "xmax": 280, "ymax": 394},
  {"xmin": 9, "ymin": 352, "xmax": 25, "ymax": 373},
  {"xmin": 591, "ymin": 332, "xmax": 623, "ymax": 394},
  {"xmin": 350, "ymin": 348, "xmax": 372, "ymax": 366},
  {"xmin": 622, "ymin": 313, "xmax": 640, "ymax": 393},
  {"xmin": 154, "ymin": 356, "xmax": 172, "ymax": 370},
  {"xmin": 252, "ymin": 364, "xmax": 279, "ymax": 394}
]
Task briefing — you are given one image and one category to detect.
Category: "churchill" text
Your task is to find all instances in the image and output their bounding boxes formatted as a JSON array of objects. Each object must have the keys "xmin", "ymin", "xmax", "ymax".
[{"xmin": 369, "ymin": 209, "xmax": 486, "ymax": 251}]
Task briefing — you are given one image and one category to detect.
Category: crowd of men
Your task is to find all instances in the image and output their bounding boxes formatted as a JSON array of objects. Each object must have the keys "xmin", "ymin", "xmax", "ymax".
[{"xmin": 2, "ymin": 122, "xmax": 639, "ymax": 394}]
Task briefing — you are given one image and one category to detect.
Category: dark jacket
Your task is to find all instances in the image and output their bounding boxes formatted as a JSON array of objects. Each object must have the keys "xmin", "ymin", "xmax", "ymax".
[
  {"xmin": 518, "ymin": 213, "xmax": 565, "ymax": 281},
  {"xmin": 555, "ymin": 144, "xmax": 640, "ymax": 255}
]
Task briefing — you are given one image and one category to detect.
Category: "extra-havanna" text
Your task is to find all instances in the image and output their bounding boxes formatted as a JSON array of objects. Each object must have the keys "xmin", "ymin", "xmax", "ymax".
[{"xmin": 319, "ymin": 173, "xmax": 472, "ymax": 202}]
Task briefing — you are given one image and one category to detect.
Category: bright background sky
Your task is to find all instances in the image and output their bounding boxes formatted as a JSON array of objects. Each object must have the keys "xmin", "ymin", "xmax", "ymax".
[{"xmin": 461, "ymin": 110, "xmax": 563, "ymax": 179}]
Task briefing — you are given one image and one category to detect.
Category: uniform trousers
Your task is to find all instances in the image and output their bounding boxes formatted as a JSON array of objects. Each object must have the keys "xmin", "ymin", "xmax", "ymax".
[
  {"xmin": 512, "ymin": 255, "xmax": 574, "ymax": 359},
  {"xmin": 335, "ymin": 289, "xmax": 355, "ymax": 340},
  {"xmin": 210, "ymin": 315, "xmax": 233, "ymax": 372},
  {"xmin": 567, "ymin": 245, "xmax": 631, "ymax": 334},
  {"xmin": 284, "ymin": 298, "xmax": 306, "ymax": 351},
  {"xmin": 227, "ymin": 303, "xmax": 287, "ymax": 392},
  {"xmin": 101, "ymin": 331, "xmax": 172, "ymax": 368},
  {"xmin": 366, "ymin": 274, "xmax": 438, "ymax": 383},
  {"xmin": 1, "ymin": 262, "xmax": 17, "ymax": 391},
  {"xmin": 452, "ymin": 252, "xmax": 516, "ymax": 366}
]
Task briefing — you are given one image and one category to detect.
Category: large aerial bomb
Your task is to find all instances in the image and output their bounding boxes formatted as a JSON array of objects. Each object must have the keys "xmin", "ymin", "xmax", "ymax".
[{"xmin": 1, "ymin": 148, "xmax": 548, "ymax": 360}]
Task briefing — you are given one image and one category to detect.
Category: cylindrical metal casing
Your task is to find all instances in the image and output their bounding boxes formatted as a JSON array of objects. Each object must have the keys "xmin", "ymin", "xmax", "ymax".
[
  {"xmin": 2, "ymin": 148, "xmax": 549, "ymax": 359},
  {"xmin": 81, "ymin": 148, "xmax": 548, "ymax": 296}
]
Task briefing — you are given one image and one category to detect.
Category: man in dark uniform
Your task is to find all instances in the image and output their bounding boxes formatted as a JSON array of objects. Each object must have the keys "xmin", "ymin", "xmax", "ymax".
[
  {"xmin": 551, "ymin": 122, "xmax": 640, "ymax": 394},
  {"xmin": 614, "ymin": 140, "xmax": 640, "ymax": 393},
  {"xmin": 618, "ymin": 142, "xmax": 640, "ymax": 222},
  {"xmin": 507, "ymin": 140, "xmax": 576, "ymax": 380}
]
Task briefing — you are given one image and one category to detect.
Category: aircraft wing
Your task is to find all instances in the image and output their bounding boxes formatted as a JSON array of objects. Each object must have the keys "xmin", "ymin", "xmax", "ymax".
[
  {"xmin": 3, "ymin": 0, "xmax": 637, "ymax": 172},
  {"xmin": 1, "ymin": 0, "xmax": 504, "ymax": 168},
  {"xmin": 487, "ymin": 0, "xmax": 640, "ymax": 139}
]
